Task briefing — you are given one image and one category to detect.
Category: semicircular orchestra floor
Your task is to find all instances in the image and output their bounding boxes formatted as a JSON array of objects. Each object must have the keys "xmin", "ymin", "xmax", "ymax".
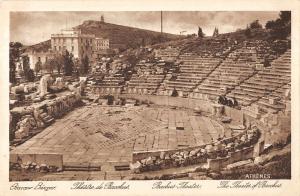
[{"xmin": 11, "ymin": 104, "xmax": 230, "ymax": 170}]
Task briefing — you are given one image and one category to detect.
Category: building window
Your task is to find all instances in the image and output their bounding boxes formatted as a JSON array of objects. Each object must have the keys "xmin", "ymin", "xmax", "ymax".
[
  {"xmin": 45, "ymin": 57, "xmax": 48, "ymax": 61},
  {"xmin": 59, "ymin": 46, "xmax": 61, "ymax": 51},
  {"xmin": 38, "ymin": 57, "xmax": 41, "ymax": 61},
  {"xmin": 54, "ymin": 46, "xmax": 57, "ymax": 51},
  {"xmin": 72, "ymin": 46, "xmax": 74, "ymax": 51}
]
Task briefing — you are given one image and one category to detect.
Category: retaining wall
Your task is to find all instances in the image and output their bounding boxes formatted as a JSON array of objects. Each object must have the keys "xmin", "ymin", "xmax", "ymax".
[
  {"xmin": 207, "ymin": 146, "xmax": 254, "ymax": 171},
  {"xmin": 120, "ymin": 94, "xmax": 214, "ymax": 113}
]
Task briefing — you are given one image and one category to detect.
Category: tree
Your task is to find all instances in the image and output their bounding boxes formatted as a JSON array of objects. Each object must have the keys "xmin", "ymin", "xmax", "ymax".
[
  {"xmin": 279, "ymin": 11, "xmax": 291, "ymax": 24},
  {"xmin": 245, "ymin": 25, "xmax": 252, "ymax": 38},
  {"xmin": 62, "ymin": 50, "xmax": 74, "ymax": 76},
  {"xmin": 106, "ymin": 95, "xmax": 114, "ymax": 105},
  {"xmin": 22, "ymin": 55, "xmax": 31, "ymax": 81},
  {"xmin": 81, "ymin": 55, "xmax": 89, "ymax": 75},
  {"xmin": 74, "ymin": 58, "xmax": 80, "ymax": 69},
  {"xmin": 26, "ymin": 69, "xmax": 35, "ymax": 82},
  {"xmin": 52, "ymin": 54, "xmax": 63, "ymax": 74},
  {"xmin": 9, "ymin": 42, "xmax": 23, "ymax": 83},
  {"xmin": 73, "ymin": 58, "xmax": 80, "ymax": 76},
  {"xmin": 263, "ymin": 57, "xmax": 271, "ymax": 67},
  {"xmin": 249, "ymin": 20, "xmax": 262, "ymax": 29},
  {"xmin": 34, "ymin": 60, "xmax": 42, "ymax": 76},
  {"xmin": 171, "ymin": 88, "xmax": 178, "ymax": 97},
  {"xmin": 213, "ymin": 27, "xmax": 219, "ymax": 37},
  {"xmin": 127, "ymin": 55, "xmax": 138, "ymax": 66},
  {"xmin": 43, "ymin": 58, "xmax": 54, "ymax": 73},
  {"xmin": 198, "ymin": 27, "xmax": 204, "ymax": 38},
  {"xmin": 265, "ymin": 11, "xmax": 291, "ymax": 39},
  {"xmin": 141, "ymin": 38, "xmax": 146, "ymax": 47}
]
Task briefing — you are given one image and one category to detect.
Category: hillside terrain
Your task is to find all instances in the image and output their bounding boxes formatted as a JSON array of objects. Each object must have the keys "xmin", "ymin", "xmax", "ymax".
[
  {"xmin": 25, "ymin": 20, "xmax": 183, "ymax": 51},
  {"xmin": 24, "ymin": 40, "xmax": 51, "ymax": 53},
  {"xmin": 75, "ymin": 20, "xmax": 182, "ymax": 49}
]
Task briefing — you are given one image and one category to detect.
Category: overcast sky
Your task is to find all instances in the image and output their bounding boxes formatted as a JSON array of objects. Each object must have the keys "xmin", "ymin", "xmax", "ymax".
[{"xmin": 10, "ymin": 11, "xmax": 280, "ymax": 45}]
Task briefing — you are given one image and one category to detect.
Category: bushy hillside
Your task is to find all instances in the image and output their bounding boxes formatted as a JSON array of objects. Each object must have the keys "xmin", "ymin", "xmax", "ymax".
[
  {"xmin": 151, "ymin": 27, "xmax": 289, "ymax": 56},
  {"xmin": 75, "ymin": 20, "xmax": 183, "ymax": 49},
  {"xmin": 26, "ymin": 20, "xmax": 183, "ymax": 52},
  {"xmin": 24, "ymin": 40, "xmax": 51, "ymax": 53}
]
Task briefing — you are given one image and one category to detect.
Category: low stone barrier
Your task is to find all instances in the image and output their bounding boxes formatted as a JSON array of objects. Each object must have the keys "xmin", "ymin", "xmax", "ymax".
[
  {"xmin": 120, "ymin": 94, "xmax": 213, "ymax": 114},
  {"xmin": 10, "ymin": 153, "xmax": 63, "ymax": 172},
  {"xmin": 131, "ymin": 128, "xmax": 260, "ymax": 173}
]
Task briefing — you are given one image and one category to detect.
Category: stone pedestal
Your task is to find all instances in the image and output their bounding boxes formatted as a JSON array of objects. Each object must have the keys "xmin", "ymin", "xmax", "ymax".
[
  {"xmin": 245, "ymin": 105, "xmax": 261, "ymax": 119},
  {"xmin": 255, "ymin": 63, "xmax": 263, "ymax": 70},
  {"xmin": 178, "ymin": 91, "xmax": 183, "ymax": 97},
  {"xmin": 54, "ymin": 77, "xmax": 65, "ymax": 89},
  {"xmin": 253, "ymin": 140, "xmax": 265, "ymax": 157},
  {"xmin": 269, "ymin": 97, "xmax": 280, "ymax": 105},
  {"xmin": 212, "ymin": 104, "xmax": 224, "ymax": 117},
  {"xmin": 39, "ymin": 75, "xmax": 50, "ymax": 97},
  {"xmin": 285, "ymin": 101, "xmax": 291, "ymax": 116}
]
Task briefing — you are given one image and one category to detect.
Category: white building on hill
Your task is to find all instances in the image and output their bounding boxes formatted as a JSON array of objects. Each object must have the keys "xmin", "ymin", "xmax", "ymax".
[{"xmin": 51, "ymin": 29, "xmax": 95, "ymax": 60}]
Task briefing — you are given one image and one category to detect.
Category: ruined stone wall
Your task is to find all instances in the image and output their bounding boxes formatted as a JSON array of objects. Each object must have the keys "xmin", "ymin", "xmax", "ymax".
[
  {"xmin": 243, "ymin": 109, "xmax": 291, "ymax": 145},
  {"xmin": 10, "ymin": 92, "xmax": 82, "ymax": 141},
  {"xmin": 10, "ymin": 153, "xmax": 63, "ymax": 170},
  {"xmin": 92, "ymin": 86, "xmax": 122, "ymax": 95},
  {"xmin": 121, "ymin": 94, "xmax": 213, "ymax": 114},
  {"xmin": 207, "ymin": 146, "xmax": 254, "ymax": 171},
  {"xmin": 132, "ymin": 131, "xmax": 247, "ymax": 162},
  {"xmin": 131, "ymin": 130, "xmax": 259, "ymax": 172},
  {"xmin": 224, "ymin": 106, "xmax": 244, "ymax": 125}
]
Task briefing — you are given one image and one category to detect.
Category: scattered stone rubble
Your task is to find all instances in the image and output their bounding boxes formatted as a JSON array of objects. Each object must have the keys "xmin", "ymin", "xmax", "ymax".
[
  {"xmin": 130, "ymin": 128, "xmax": 259, "ymax": 173},
  {"xmin": 10, "ymin": 162, "xmax": 61, "ymax": 173},
  {"xmin": 11, "ymin": 92, "xmax": 82, "ymax": 141},
  {"xmin": 10, "ymin": 74, "xmax": 85, "ymax": 143}
]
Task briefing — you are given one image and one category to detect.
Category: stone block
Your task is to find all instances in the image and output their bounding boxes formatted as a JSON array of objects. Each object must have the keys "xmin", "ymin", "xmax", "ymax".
[
  {"xmin": 35, "ymin": 154, "xmax": 63, "ymax": 169},
  {"xmin": 254, "ymin": 140, "xmax": 265, "ymax": 157},
  {"xmin": 15, "ymin": 127, "xmax": 29, "ymax": 139},
  {"xmin": 207, "ymin": 158, "xmax": 221, "ymax": 171},
  {"xmin": 9, "ymin": 154, "xmax": 19, "ymax": 163},
  {"xmin": 10, "ymin": 153, "xmax": 63, "ymax": 169},
  {"xmin": 220, "ymin": 156, "xmax": 231, "ymax": 168},
  {"xmin": 242, "ymin": 146, "xmax": 254, "ymax": 160},
  {"xmin": 229, "ymin": 150, "xmax": 242, "ymax": 164}
]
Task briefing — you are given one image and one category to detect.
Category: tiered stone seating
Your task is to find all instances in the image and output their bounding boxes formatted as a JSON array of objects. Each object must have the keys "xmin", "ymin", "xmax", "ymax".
[
  {"xmin": 162, "ymin": 56, "xmax": 221, "ymax": 96},
  {"xmin": 193, "ymin": 47, "xmax": 257, "ymax": 100},
  {"xmin": 254, "ymin": 83, "xmax": 290, "ymax": 114},
  {"xmin": 180, "ymin": 38, "xmax": 235, "ymax": 58},
  {"xmin": 155, "ymin": 47, "xmax": 180, "ymax": 62},
  {"xmin": 227, "ymin": 49, "xmax": 291, "ymax": 107},
  {"xmin": 242, "ymin": 40, "xmax": 277, "ymax": 62},
  {"xmin": 127, "ymin": 73, "xmax": 165, "ymax": 94},
  {"xmin": 94, "ymin": 74, "xmax": 125, "ymax": 94}
]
